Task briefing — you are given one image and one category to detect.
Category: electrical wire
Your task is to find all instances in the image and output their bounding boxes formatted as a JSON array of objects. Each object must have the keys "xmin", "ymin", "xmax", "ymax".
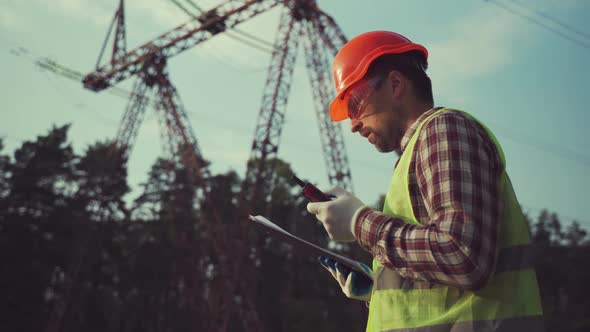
[
  {"xmin": 183, "ymin": 0, "xmax": 205, "ymax": 13},
  {"xmin": 485, "ymin": 0, "xmax": 590, "ymax": 50},
  {"xmin": 489, "ymin": 121, "xmax": 590, "ymax": 167},
  {"xmin": 166, "ymin": 0, "xmax": 274, "ymax": 54},
  {"xmin": 182, "ymin": 0, "xmax": 275, "ymax": 47},
  {"xmin": 166, "ymin": 0, "xmax": 272, "ymax": 71},
  {"xmin": 40, "ymin": 69, "xmax": 120, "ymax": 127},
  {"xmin": 6, "ymin": 43, "xmax": 161, "ymax": 134},
  {"xmin": 510, "ymin": 0, "xmax": 590, "ymax": 41},
  {"xmin": 199, "ymin": 44, "xmax": 268, "ymax": 73},
  {"xmin": 175, "ymin": 0, "xmax": 276, "ymax": 49},
  {"xmin": 224, "ymin": 30, "xmax": 273, "ymax": 54}
]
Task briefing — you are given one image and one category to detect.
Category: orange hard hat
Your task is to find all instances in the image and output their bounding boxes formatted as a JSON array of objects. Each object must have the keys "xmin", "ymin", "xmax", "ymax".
[{"xmin": 329, "ymin": 31, "xmax": 428, "ymax": 121}]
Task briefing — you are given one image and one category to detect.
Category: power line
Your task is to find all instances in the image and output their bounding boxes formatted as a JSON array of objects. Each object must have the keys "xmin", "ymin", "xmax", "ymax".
[
  {"xmin": 7, "ymin": 43, "xmax": 161, "ymax": 132},
  {"xmin": 167, "ymin": 1, "xmax": 272, "ymax": 72},
  {"xmin": 39, "ymin": 69, "xmax": 122, "ymax": 127},
  {"xmin": 182, "ymin": 0, "xmax": 275, "ymax": 49},
  {"xmin": 511, "ymin": 0, "xmax": 590, "ymax": 41},
  {"xmin": 173, "ymin": 0, "xmax": 276, "ymax": 49},
  {"xmin": 198, "ymin": 44, "xmax": 268, "ymax": 73},
  {"xmin": 9, "ymin": 45, "xmax": 158, "ymax": 108},
  {"xmin": 489, "ymin": 121, "xmax": 590, "ymax": 168},
  {"xmin": 166, "ymin": 0, "xmax": 274, "ymax": 53},
  {"xmin": 226, "ymin": 25, "xmax": 275, "ymax": 49},
  {"xmin": 224, "ymin": 30, "xmax": 274, "ymax": 54},
  {"xmin": 484, "ymin": 0, "xmax": 590, "ymax": 50}
]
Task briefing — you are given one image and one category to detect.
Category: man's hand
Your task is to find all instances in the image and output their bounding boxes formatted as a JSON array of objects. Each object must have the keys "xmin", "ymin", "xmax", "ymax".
[
  {"xmin": 319, "ymin": 256, "xmax": 373, "ymax": 301},
  {"xmin": 306, "ymin": 187, "xmax": 369, "ymax": 242}
]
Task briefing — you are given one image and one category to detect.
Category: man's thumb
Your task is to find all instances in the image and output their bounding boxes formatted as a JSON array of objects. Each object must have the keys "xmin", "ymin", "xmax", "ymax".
[{"xmin": 307, "ymin": 202, "xmax": 320, "ymax": 214}]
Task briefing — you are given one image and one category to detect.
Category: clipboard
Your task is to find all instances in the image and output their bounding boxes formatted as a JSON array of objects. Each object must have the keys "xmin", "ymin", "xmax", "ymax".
[{"xmin": 248, "ymin": 215, "xmax": 372, "ymax": 279}]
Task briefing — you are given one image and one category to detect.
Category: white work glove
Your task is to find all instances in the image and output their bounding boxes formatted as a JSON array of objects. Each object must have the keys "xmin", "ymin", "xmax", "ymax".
[
  {"xmin": 306, "ymin": 187, "xmax": 369, "ymax": 242},
  {"xmin": 318, "ymin": 256, "xmax": 373, "ymax": 301}
]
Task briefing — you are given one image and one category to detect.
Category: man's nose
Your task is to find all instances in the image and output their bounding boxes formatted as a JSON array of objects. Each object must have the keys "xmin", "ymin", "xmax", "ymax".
[{"xmin": 350, "ymin": 118, "xmax": 363, "ymax": 133}]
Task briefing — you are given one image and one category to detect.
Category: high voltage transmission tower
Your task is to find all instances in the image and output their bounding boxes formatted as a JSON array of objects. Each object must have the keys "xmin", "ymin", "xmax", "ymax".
[{"xmin": 47, "ymin": 0, "xmax": 353, "ymax": 331}]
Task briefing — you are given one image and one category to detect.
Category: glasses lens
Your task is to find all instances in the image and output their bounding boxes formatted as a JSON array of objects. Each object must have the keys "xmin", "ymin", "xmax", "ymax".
[
  {"xmin": 347, "ymin": 93, "xmax": 364, "ymax": 119},
  {"xmin": 345, "ymin": 76, "xmax": 382, "ymax": 119}
]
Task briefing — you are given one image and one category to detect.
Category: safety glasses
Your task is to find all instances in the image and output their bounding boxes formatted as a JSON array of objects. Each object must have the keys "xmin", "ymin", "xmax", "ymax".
[{"xmin": 343, "ymin": 75, "xmax": 384, "ymax": 120}]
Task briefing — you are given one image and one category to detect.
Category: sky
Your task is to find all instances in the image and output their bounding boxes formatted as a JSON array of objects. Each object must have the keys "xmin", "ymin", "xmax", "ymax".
[{"xmin": 1, "ymin": 0, "xmax": 589, "ymax": 230}]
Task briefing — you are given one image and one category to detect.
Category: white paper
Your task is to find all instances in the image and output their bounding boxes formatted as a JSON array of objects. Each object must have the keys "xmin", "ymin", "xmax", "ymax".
[
  {"xmin": 248, "ymin": 215, "xmax": 371, "ymax": 279},
  {"xmin": 249, "ymin": 215, "xmax": 288, "ymax": 233}
]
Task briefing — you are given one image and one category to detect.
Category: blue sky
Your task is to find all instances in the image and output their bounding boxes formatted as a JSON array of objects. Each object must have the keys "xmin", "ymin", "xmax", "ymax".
[{"xmin": 1, "ymin": 0, "xmax": 588, "ymax": 229}]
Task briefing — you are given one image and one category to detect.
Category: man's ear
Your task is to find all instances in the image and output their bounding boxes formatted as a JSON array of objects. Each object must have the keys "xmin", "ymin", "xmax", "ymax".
[{"xmin": 388, "ymin": 70, "xmax": 405, "ymax": 99}]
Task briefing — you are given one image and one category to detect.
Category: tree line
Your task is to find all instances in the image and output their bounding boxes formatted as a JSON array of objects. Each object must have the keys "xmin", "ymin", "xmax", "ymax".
[{"xmin": 0, "ymin": 125, "xmax": 588, "ymax": 331}]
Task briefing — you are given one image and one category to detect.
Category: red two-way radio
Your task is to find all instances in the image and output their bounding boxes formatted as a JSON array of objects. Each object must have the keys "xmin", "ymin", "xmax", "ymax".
[{"xmin": 292, "ymin": 175, "xmax": 333, "ymax": 202}]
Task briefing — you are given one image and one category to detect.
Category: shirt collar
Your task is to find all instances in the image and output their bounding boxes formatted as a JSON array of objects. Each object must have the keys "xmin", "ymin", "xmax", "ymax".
[{"xmin": 399, "ymin": 107, "xmax": 444, "ymax": 152}]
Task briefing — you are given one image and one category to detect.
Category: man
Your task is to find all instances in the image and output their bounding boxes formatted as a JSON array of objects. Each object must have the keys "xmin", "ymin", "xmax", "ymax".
[{"xmin": 306, "ymin": 31, "xmax": 544, "ymax": 332}]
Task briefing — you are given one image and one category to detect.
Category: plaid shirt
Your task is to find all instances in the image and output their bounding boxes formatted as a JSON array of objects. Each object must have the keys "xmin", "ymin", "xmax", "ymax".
[{"xmin": 355, "ymin": 108, "xmax": 503, "ymax": 290}]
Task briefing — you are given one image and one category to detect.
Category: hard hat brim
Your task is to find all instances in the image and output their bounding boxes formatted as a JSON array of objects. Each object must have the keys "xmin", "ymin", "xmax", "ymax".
[{"xmin": 329, "ymin": 95, "xmax": 349, "ymax": 122}]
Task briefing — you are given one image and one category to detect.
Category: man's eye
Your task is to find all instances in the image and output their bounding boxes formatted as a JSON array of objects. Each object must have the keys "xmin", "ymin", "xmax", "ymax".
[{"xmin": 349, "ymin": 95, "xmax": 361, "ymax": 110}]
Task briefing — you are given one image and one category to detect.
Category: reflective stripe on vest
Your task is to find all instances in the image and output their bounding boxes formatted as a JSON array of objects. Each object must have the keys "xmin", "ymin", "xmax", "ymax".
[
  {"xmin": 376, "ymin": 315, "xmax": 544, "ymax": 332},
  {"xmin": 366, "ymin": 109, "xmax": 543, "ymax": 332}
]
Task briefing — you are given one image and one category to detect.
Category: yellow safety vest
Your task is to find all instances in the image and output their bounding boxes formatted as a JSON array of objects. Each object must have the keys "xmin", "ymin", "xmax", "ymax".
[{"xmin": 366, "ymin": 108, "xmax": 543, "ymax": 332}]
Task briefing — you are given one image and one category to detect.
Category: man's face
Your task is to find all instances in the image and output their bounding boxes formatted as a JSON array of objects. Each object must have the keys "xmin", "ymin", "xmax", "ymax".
[{"xmin": 348, "ymin": 72, "xmax": 408, "ymax": 153}]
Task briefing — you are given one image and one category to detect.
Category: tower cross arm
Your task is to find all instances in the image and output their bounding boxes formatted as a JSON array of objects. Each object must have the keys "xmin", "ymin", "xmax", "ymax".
[{"xmin": 83, "ymin": 0, "xmax": 280, "ymax": 92}]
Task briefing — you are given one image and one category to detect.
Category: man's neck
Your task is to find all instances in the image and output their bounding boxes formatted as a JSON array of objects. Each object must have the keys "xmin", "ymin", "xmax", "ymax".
[{"xmin": 404, "ymin": 101, "xmax": 434, "ymax": 133}]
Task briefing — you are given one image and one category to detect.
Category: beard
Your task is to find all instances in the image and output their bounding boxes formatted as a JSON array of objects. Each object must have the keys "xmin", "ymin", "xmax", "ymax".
[{"xmin": 373, "ymin": 127, "xmax": 403, "ymax": 153}]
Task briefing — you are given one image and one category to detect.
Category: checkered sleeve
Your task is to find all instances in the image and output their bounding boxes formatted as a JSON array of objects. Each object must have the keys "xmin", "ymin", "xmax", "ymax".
[{"xmin": 355, "ymin": 112, "xmax": 503, "ymax": 290}]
